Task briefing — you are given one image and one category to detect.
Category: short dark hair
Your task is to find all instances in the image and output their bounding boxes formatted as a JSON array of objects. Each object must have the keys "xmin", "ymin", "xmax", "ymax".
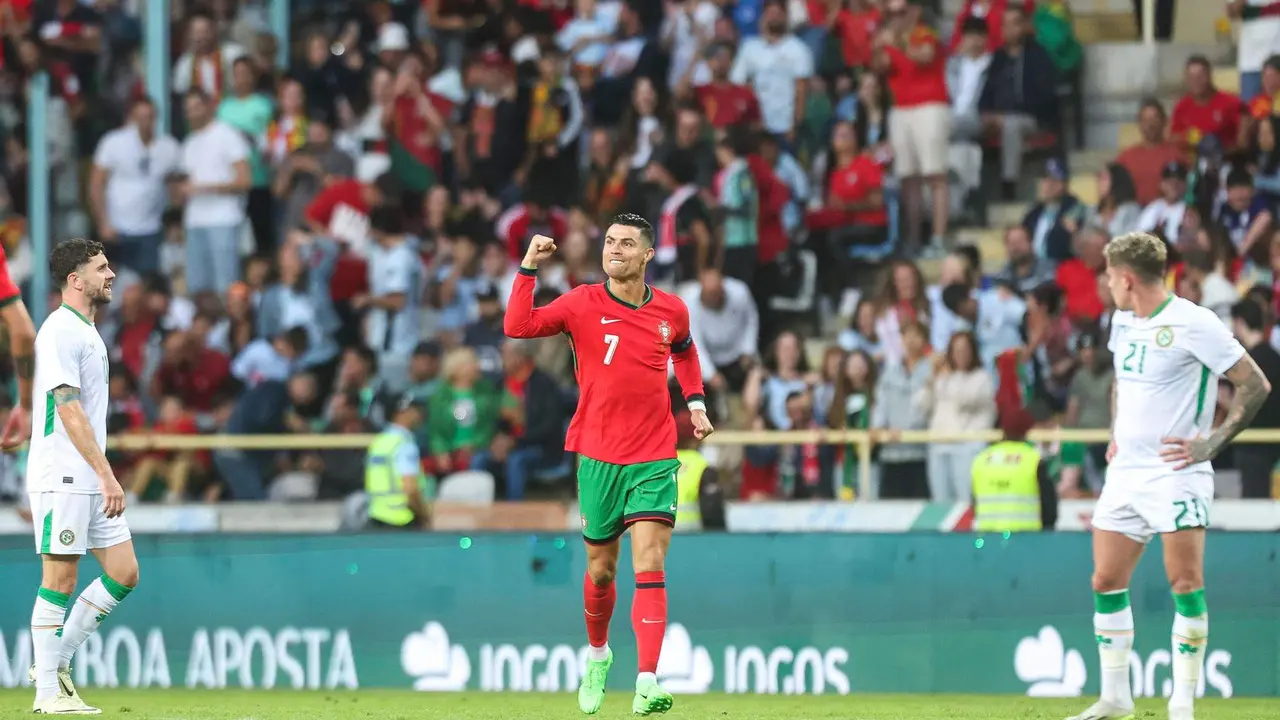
[
  {"xmin": 1138, "ymin": 96, "xmax": 1167, "ymax": 119},
  {"xmin": 609, "ymin": 213, "xmax": 655, "ymax": 248},
  {"xmin": 961, "ymin": 16, "xmax": 988, "ymax": 35},
  {"xmin": 1226, "ymin": 166, "xmax": 1254, "ymax": 189},
  {"xmin": 50, "ymin": 237, "xmax": 105, "ymax": 290},
  {"xmin": 280, "ymin": 326, "xmax": 310, "ymax": 355},
  {"xmin": 1232, "ymin": 300, "xmax": 1266, "ymax": 333},
  {"xmin": 953, "ymin": 243, "xmax": 981, "ymax": 272},
  {"xmin": 184, "ymin": 87, "xmax": 212, "ymax": 106},
  {"xmin": 1187, "ymin": 54, "xmax": 1212, "ymax": 73},
  {"xmin": 232, "ymin": 56, "xmax": 256, "ymax": 73},
  {"xmin": 941, "ymin": 283, "xmax": 971, "ymax": 315}
]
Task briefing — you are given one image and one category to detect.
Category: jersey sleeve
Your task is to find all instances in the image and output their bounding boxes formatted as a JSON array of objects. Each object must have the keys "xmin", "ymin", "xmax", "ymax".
[
  {"xmin": 502, "ymin": 269, "xmax": 576, "ymax": 338},
  {"xmin": 1106, "ymin": 314, "xmax": 1122, "ymax": 353},
  {"xmin": 1186, "ymin": 308, "xmax": 1246, "ymax": 376},
  {"xmin": 0, "ymin": 245, "xmax": 20, "ymax": 306},
  {"xmin": 39, "ymin": 329, "xmax": 84, "ymax": 393},
  {"xmin": 669, "ymin": 299, "xmax": 707, "ymax": 405}
]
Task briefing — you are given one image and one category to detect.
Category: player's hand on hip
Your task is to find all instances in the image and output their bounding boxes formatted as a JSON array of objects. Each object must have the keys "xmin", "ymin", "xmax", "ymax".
[
  {"xmin": 522, "ymin": 234, "xmax": 558, "ymax": 268},
  {"xmin": 1159, "ymin": 435, "xmax": 1212, "ymax": 471},
  {"xmin": 690, "ymin": 409, "xmax": 715, "ymax": 440},
  {"xmin": 100, "ymin": 476, "xmax": 126, "ymax": 518},
  {"xmin": 0, "ymin": 405, "xmax": 29, "ymax": 449},
  {"xmin": 1106, "ymin": 439, "xmax": 1117, "ymax": 463}
]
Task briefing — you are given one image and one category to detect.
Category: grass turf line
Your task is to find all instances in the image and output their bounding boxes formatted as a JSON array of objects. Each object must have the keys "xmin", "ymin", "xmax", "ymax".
[{"xmin": 0, "ymin": 692, "xmax": 1276, "ymax": 720}]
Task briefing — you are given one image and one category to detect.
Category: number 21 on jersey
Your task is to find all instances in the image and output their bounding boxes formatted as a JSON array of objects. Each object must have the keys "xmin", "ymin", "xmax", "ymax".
[{"xmin": 1121, "ymin": 342, "xmax": 1146, "ymax": 374}]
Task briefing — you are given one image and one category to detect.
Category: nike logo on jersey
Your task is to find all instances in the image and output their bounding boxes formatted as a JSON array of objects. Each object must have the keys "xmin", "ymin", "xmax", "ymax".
[
  {"xmin": 640, "ymin": 618, "xmax": 664, "ymax": 624},
  {"xmin": 600, "ymin": 318, "xmax": 622, "ymax": 325}
]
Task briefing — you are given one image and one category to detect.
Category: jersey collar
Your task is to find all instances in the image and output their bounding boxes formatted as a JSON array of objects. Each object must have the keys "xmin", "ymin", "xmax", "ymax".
[
  {"xmin": 604, "ymin": 280, "xmax": 652, "ymax": 310},
  {"xmin": 61, "ymin": 303, "xmax": 92, "ymax": 326},
  {"xmin": 1143, "ymin": 293, "xmax": 1174, "ymax": 320}
]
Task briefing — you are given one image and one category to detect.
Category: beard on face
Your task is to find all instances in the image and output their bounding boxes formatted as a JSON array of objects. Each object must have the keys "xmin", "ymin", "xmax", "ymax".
[{"xmin": 766, "ymin": 20, "xmax": 786, "ymax": 33}]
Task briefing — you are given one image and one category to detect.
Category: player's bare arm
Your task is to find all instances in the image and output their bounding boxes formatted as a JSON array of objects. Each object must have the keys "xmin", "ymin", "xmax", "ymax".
[
  {"xmin": 0, "ymin": 298, "xmax": 34, "ymax": 448},
  {"xmin": 505, "ymin": 235, "xmax": 574, "ymax": 340},
  {"xmin": 1106, "ymin": 381, "xmax": 1117, "ymax": 462},
  {"xmin": 52, "ymin": 385, "xmax": 125, "ymax": 517},
  {"xmin": 1161, "ymin": 354, "xmax": 1272, "ymax": 470}
]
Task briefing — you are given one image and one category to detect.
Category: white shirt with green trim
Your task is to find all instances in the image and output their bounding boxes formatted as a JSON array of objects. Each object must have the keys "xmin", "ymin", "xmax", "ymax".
[
  {"xmin": 27, "ymin": 304, "xmax": 110, "ymax": 494},
  {"xmin": 1107, "ymin": 295, "xmax": 1245, "ymax": 477}
]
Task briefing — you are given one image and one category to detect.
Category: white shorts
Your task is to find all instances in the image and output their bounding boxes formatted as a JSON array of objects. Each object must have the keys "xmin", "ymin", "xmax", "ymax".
[
  {"xmin": 29, "ymin": 492, "xmax": 131, "ymax": 556},
  {"xmin": 890, "ymin": 103, "xmax": 951, "ymax": 178},
  {"xmin": 1091, "ymin": 471, "xmax": 1213, "ymax": 543}
]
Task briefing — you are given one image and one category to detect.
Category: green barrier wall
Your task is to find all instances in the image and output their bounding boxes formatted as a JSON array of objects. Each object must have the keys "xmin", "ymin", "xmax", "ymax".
[{"xmin": 0, "ymin": 532, "xmax": 1275, "ymax": 696}]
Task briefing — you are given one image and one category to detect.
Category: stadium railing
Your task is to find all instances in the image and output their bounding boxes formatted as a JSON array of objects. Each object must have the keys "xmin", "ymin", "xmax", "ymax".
[{"xmin": 106, "ymin": 429, "xmax": 1280, "ymax": 502}]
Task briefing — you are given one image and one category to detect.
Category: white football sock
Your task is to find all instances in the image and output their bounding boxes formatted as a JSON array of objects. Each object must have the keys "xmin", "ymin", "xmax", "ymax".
[
  {"xmin": 31, "ymin": 588, "xmax": 69, "ymax": 702},
  {"xmin": 1171, "ymin": 589, "xmax": 1209, "ymax": 709},
  {"xmin": 588, "ymin": 643, "xmax": 610, "ymax": 662},
  {"xmin": 59, "ymin": 575, "xmax": 132, "ymax": 670},
  {"xmin": 1094, "ymin": 590, "xmax": 1134, "ymax": 708}
]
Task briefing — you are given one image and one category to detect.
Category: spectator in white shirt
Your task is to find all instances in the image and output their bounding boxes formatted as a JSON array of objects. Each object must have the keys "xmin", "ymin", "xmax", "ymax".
[
  {"xmin": 662, "ymin": 0, "xmax": 719, "ymax": 90},
  {"xmin": 359, "ymin": 207, "xmax": 423, "ymax": 394},
  {"xmin": 681, "ymin": 268, "xmax": 759, "ymax": 394},
  {"xmin": 176, "ymin": 89, "xmax": 252, "ymax": 295},
  {"xmin": 1137, "ymin": 160, "xmax": 1188, "ymax": 242},
  {"xmin": 557, "ymin": 0, "xmax": 623, "ymax": 69},
  {"xmin": 171, "ymin": 11, "xmax": 245, "ymax": 104},
  {"xmin": 946, "ymin": 17, "xmax": 991, "ymax": 210},
  {"xmin": 730, "ymin": 0, "xmax": 813, "ymax": 142},
  {"xmin": 89, "ymin": 97, "xmax": 181, "ymax": 276}
]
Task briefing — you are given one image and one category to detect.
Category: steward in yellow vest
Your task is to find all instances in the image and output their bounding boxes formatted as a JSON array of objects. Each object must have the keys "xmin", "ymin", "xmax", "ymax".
[
  {"xmin": 366, "ymin": 395, "xmax": 434, "ymax": 530},
  {"xmin": 674, "ymin": 411, "xmax": 725, "ymax": 531},
  {"xmin": 971, "ymin": 408, "xmax": 1057, "ymax": 532}
]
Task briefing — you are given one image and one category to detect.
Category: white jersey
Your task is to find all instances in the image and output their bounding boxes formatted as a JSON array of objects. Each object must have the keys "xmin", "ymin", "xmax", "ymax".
[
  {"xmin": 1108, "ymin": 295, "xmax": 1245, "ymax": 477},
  {"xmin": 27, "ymin": 304, "xmax": 110, "ymax": 494}
]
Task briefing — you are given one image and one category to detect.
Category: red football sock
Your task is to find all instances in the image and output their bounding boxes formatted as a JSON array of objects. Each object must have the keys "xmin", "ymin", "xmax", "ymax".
[
  {"xmin": 631, "ymin": 571, "xmax": 667, "ymax": 674},
  {"xmin": 583, "ymin": 573, "xmax": 616, "ymax": 648}
]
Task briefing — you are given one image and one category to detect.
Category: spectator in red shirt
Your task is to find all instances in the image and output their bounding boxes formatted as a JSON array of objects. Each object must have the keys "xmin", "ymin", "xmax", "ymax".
[
  {"xmin": 949, "ymin": 0, "xmax": 1034, "ymax": 54},
  {"xmin": 1055, "ymin": 223, "xmax": 1106, "ymax": 321},
  {"xmin": 1115, "ymin": 98, "xmax": 1185, "ymax": 205},
  {"xmin": 690, "ymin": 42, "xmax": 762, "ymax": 130},
  {"xmin": 831, "ymin": 0, "xmax": 883, "ymax": 69},
  {"xmin": 1170, "ymin": 55, "xmax": 1246, "ymax": 153},
  {"xmin": 304, "ymin": 172, "xmax": 396, "ymax": 310},
  {"xmin": 129, "ymin": 395, "xmax": 203, "ymax": 503},
  {"xmin": 153, "ymin": 329, "xmax": 232, "ymax": 414},
  {"xmin": 808, "ymin": 121, "xmax": 890, "ymax": 302},
  {"xmin": 875, "ymin": 0, "xmax": 951, "ymax": 255},
  {"xmin": 494, "ymin": 187, "xmax": 570, "ymax": 262}
]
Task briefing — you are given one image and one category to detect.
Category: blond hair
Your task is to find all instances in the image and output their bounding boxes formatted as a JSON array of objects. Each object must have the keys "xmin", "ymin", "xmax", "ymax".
[
  {"xmin": 441, "ymin": 347, "xmax": 479, "ymax": 384},
  {"xmin": 1104, "ymin": 232, "xmax": 1167, "ymax": 284}
]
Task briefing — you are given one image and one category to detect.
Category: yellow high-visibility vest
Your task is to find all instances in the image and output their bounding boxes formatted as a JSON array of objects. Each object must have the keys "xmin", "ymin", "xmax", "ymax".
[
  {"xmin": 971, "ymin": 441, "xmax": 1043, "ymax": 533},
  {"xmin": 675, "ymin": 449, "xmax": 708, "ymax": 531},
  {"xmin": 366, "ymin": 429, "xmax": 415, "ymax": 527}
]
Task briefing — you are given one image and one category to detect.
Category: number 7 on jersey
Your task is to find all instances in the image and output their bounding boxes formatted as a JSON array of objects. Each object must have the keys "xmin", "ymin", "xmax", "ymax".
[{"xmin": 603, "ymin": 334, "xmax": 619, "ymax": 366}]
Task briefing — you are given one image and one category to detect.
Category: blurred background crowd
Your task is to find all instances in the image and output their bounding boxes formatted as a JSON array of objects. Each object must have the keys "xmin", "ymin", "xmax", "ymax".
[{"xmin": 0, "ymin": 0, "xmax": 1275, "ymax": 512}]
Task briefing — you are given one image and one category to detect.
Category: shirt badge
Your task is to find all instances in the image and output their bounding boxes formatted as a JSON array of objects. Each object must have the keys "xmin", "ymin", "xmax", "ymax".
[{"xmin": 658, "ymin": 320, "xmax": 672, "ymax": 344}]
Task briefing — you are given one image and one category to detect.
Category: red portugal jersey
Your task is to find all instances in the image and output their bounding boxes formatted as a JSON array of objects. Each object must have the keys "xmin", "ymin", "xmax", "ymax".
[
  {"xmin": 504, "ymin": 271, "xmax": 706, "ymax": 465},
  {"xmin": 0, "ymin": 243, "xmax": 20, "ymax": 307}
]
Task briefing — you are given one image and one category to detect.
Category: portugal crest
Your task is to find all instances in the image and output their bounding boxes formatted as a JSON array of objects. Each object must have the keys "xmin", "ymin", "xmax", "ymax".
[{"xmin": 657, "ymin": 320, "xmax": 672, "ymax": 344}]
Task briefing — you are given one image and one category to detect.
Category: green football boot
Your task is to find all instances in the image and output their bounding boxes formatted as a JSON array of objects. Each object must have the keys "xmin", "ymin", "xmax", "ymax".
[
  {"xmin": 632, "ymin": 674, "xmax": 673, "ymax": 715},
  {"xmin": 577, "ymin": 649, "xmax": 613, "ymax": 714}
]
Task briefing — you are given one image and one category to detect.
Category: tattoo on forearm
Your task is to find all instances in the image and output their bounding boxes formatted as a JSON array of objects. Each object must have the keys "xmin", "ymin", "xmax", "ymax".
[
  {"xmin": 52, "ymin": 386, "xmax": 80, "ymax": 406},
  {"xmin": 1196, "ymin": 358, "xmax": 1270, "ymax": 462},
  {"xmin": 14, "ymin": 354, "xmax": 32, "ymax": 379}
]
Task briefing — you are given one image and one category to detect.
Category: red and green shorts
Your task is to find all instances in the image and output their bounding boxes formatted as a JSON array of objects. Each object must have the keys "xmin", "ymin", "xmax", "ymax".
[{"xmin": 577, "ymin": 455, "xmax": 679, "ymax": 544}]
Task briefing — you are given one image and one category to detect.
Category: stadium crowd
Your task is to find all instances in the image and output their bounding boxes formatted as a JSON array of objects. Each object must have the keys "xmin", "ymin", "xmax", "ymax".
[{"xmin": 0, "ymin": 0, "xmax": 1277, "ymax": 508}]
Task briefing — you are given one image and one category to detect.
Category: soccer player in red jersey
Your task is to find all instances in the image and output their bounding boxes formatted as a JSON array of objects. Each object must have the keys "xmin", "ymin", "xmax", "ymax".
[
  {"xmin": 0, "ymin": 242, "xmax": 35, "ymax": 451},
  {"xmin": 505, "ymin": 213, "xmax": 714, "ymax": 716}
]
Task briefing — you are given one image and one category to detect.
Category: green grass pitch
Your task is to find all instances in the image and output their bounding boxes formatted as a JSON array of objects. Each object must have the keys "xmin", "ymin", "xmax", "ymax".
[{"xmin": 0, "ymin": 691, "xmax": 1276, "ymax": 720}]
